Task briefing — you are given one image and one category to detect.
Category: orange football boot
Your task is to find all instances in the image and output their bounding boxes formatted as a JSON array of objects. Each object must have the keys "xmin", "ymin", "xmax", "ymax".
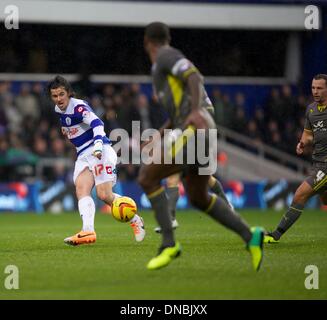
[{"xmin": 64, "ymin": 231, "xmax": 96, "ymax": 246}]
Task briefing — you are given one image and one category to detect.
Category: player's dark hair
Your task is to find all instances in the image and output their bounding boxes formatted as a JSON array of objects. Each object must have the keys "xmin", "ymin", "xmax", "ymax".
[
  {"xmin": 47, "ymin": 75, "xmax": 75, "ymax": 97},
  {"xmin": 313, "ymin": 74, "xmax": 327, "ymax": 86},
  {"xmin": 145, "ymin": 22, "xmax": 171, "ymax": 45}
]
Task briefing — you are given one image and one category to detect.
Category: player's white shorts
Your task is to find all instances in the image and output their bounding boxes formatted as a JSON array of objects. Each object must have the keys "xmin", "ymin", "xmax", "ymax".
[{"xmin": 73, "ymin": 144, "xmax": 117, "ymax": 186}]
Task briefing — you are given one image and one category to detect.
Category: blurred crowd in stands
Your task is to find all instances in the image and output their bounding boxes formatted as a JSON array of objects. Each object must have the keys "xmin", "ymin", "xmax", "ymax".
[
  {"xmin": 212, "ymin": 85, "xmax": 309, "ymax": 154},
  {"xmin": 0, "ymin": 80, "xmax": 311, "ymax": 183}
]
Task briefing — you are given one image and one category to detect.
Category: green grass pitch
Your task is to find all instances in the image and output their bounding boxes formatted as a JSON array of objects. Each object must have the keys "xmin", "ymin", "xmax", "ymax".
[{"xmin": 0, "ymin": 209, "xmax": 326, "ymax": 300}]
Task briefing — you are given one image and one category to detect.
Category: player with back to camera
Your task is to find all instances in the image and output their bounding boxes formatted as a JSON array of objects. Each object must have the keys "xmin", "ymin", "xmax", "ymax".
[
  {"xmin": 150, "ymin": 65, "xmax": 233, "ymax": 235},
  {"xmin": 265, "ymin": 74, "xmax": 327, "ymax": 243},
  {"xmin": 138, "ymin": 22, "xmax": 264, "ymax": 271},
  {"xmin": 47, "ymin": 76, "xmax": 145, "ymax": 245}
]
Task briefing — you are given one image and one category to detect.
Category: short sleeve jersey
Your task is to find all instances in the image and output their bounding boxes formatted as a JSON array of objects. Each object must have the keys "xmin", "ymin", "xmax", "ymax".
[
  {"xmin": 151, "ymin": 46, "xmax": 213, "ymax": 128},
  {"xmin": 304, "ymin": 102, "xmax": 327, "ymax": 162}
]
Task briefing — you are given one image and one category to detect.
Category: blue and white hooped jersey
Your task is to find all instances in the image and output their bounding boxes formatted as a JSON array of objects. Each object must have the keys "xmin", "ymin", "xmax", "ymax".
[{"xmin": 55, "ymin": 98, "xmax": 110, "ymax": 156}]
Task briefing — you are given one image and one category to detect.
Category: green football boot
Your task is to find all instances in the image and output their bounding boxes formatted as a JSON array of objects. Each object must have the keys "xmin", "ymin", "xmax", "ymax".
[
  {"xmin": 263, "ymin": 232, "xmax": 280, "ymax": 244},
  {"xmin": 248, "ymin": 227, "xmax": 265, "ymax": 271},
  {"xmin": 147, "ymin": 242, "xmax": 182, "ymax": 270}
]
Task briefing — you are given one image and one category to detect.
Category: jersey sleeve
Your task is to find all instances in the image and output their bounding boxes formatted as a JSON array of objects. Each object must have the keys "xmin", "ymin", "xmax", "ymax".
[
  {"xmin": 170, "ymin": 57, "xmax": 199, "ymax": 81},
  {"xmin": 304, "ymin": 106, "xmax": 312, "ymax": 132},
  {"xmin": 158, "ymin": 50, "xmax": 199, "ymax": 82},
  {"xmin": 74, "ymin": 105, "xmax": 106, "ymax": 142}
]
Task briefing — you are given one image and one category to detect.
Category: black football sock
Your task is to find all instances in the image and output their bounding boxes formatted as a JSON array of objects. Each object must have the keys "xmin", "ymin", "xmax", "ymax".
[
  {"xmin": 148, "ymin": 187, "xmax": 175, "ymax": 248},
  {"xmin": 166, "ymin": 187, "xmax": 179, "ymax": 220},
  {"xmin": 271, "ymin": 203, "xmax": 304, "ymax": 240},
  {"xmin": 210, "ymin": 178, "xmax": 230, "ymax": 206},
  {"xmin": 206, "ymin": 195, "xmax": 252, "ymax": 243}
]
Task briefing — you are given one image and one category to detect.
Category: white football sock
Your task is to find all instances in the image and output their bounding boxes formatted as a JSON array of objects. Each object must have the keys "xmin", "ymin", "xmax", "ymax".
[
  {"xmin": 130, "ymin": 214, "xmax": 140, "ymax": 224},
  {"xmin": 113, "ymin": 193, "xmax": 122, "ymax": 199},
  {"xmin": 78, "ymin": 196, "xmax": 96, "ymax": 232}
]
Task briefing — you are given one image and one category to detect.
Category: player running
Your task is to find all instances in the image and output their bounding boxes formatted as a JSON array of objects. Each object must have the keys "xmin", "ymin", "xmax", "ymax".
[
  {"xmin": 154, "ymin": 174, "xmax": 233, "ymax": 233},
  {"xmin": 265, "ymin": 74, "xmax": 327, "ymax": 243},
  {"xmin": 138, "ymin": 22, "xmax": 264, "ymax": 271},
  {"xmin": 47, "ymin": 76, "xmax": 145, "ymax": 245}
]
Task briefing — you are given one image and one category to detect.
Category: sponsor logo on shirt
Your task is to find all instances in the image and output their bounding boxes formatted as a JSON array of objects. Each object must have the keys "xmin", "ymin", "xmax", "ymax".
[
  {"xmin": 313, "ymin": 120, "xmax": 327, "ymax": 132},
  {"xmin": 66, "ymin": 127, "xmax": 79, "ymax": 138},
  {"xmin": 82, "ymin": 110, "xmax": 90, "ymax": 118}
]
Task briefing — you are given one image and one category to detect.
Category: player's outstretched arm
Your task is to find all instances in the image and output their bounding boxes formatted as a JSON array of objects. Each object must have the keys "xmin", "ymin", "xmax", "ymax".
[{"xmin": 296, "ymin": 129, "xmax": 313, "ymax": 155}]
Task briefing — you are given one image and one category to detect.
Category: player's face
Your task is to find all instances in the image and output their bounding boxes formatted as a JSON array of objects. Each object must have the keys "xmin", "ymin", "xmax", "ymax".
[
  {"xmin": 50, "ymin": 87, "xmax": 70, "ymax": 111},
  {"xmin": 312, "ymin": 79, "xmax": 327, "ymax": 104}
]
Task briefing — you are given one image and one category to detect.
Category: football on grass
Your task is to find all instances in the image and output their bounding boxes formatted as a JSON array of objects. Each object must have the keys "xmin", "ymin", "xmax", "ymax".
[{"xmin": 111, "ymin": 196, "xmax": 137, "ymax": 222}]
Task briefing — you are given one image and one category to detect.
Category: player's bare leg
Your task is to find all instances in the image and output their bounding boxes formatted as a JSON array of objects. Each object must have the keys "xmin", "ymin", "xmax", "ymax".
[
  {"xmin": 64, "ymin": 168, "xmax": 96, "ymax": 246},
  {"xmin": 265, "ymin": 180, "xmax": 315, "ymax": 243},
  {"xmin": 96, "ymin": 181, "xmax": 116, "ymax": 205},
  {"xmin": 97, "ymin": 181, "xmax": 145, "ymax": 242}
]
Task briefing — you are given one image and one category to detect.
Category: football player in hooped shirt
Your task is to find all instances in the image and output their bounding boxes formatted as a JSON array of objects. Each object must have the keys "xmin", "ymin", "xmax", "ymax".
[{"xmin": 47, "ymin": 76, "xmax": 145, "ymax": 245}]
